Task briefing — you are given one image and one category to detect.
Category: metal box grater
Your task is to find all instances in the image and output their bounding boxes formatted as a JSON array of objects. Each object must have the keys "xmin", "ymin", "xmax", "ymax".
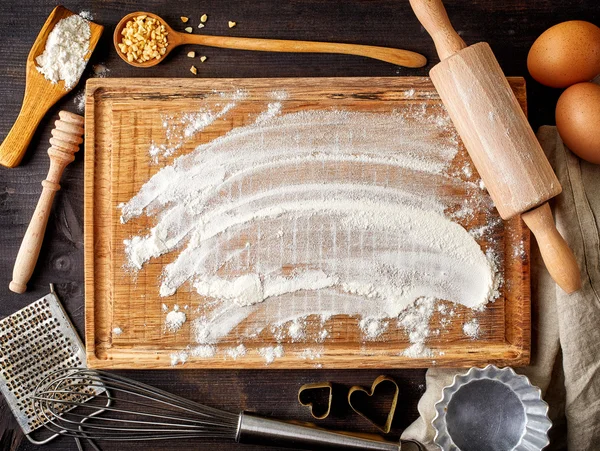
[{"xmin": 0, "ymin": 285, "xmax": 95, "ymax": 443}]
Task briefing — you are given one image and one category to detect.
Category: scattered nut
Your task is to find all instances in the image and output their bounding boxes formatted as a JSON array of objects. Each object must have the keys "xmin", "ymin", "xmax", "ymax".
[
  {"xmin": 198, "ymin": 23, "xmax": 205, "ymax": 29},
  {"xmin": 119, "ymin": 15, "xmax": 169, "ymax": 64},
  {"xmin": 180, "ymin": 16, "xmax": 189, "ymax": 23},
  {"xmin": 187, "ymin": 51, "xmax": 196, "ymax": 58},
  {"xmin": 200, "ymin": 14, "xmax": 208, "ymax": 23},
  {"xmin": 184, "ymin": 27, "xmax": 193, "ymax": 33},
  {"xmin": 200, "ymin": 55, "xmax": 207, "ymax": 62},
  {"xmin": 228, "ymin": 21, "xmax": 237, "ymax": 28},
  {"xmin": 190, "ymin": 65, "xmax": 198, "ymax": 75}
]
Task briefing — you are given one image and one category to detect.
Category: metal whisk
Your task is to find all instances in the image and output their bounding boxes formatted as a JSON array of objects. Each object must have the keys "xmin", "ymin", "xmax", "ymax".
[{"xmin": 31, "ymin": 368, "xmax": 424, "ymax": 450}]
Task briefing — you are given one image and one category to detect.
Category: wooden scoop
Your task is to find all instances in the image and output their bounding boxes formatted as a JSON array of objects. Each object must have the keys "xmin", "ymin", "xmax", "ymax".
[
  {"xmin": 9, "ymin": 111, "xmax": 84, "ymax": 294},
  {"xmin": 409, "ymin": 0, "xmax": 581, "ymax": 293},
  {"xmin": 0, "ymin": 6, "xmax": 102, "ymax": 168},
  {"xmin": 114, "ymin": 12, "xmax": 426, "ymax": 69}
]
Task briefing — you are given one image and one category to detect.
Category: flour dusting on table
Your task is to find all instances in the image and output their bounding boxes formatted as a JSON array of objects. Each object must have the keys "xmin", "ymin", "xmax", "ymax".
[{"xmin": 119, "ymin": 89, "xmax": 503, "ymax": 365}]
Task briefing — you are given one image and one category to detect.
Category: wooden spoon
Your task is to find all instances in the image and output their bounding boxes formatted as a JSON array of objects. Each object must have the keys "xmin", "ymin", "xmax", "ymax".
[
  {"xmin": 114, "ymin": 12, "xmax": 426, "ymax": 69},
  {"xmin": 0, "ymin": 6, "xmax": 103, "ymax": 168}
]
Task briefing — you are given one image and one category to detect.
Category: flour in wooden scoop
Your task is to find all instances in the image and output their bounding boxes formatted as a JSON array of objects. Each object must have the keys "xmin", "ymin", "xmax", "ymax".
[
  {"xmin": 120, "ymin": 94, "xmax": 501, "ymax": 363},
  {"xmin": 36, "ymin": 14, "xmax": 91, "ymax": 90}
]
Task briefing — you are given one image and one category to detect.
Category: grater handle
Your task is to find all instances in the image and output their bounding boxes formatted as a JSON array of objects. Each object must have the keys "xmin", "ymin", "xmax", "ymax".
[
  {"xmin": 9, "ymin": 112, "xmax": 83, "ymax": 293},
  {"xmin": 237, "ymin": 412, "xmax": 403, "ymax": 450}
]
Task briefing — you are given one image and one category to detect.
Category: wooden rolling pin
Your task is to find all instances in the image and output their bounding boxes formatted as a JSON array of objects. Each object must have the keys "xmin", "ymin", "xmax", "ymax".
[
  {"xmin": 409, "ymin": 0, "xmax": 581, "ymax": 293},
  {"xmin": 9, "ymin": 111, "xmax": 84, "ymax": 294}
]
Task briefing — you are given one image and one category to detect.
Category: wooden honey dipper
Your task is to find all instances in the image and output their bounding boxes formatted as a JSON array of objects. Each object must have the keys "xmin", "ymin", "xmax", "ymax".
[{"xmin": 9, "ymin": 111, "xmax": 84, "ymax": 294}]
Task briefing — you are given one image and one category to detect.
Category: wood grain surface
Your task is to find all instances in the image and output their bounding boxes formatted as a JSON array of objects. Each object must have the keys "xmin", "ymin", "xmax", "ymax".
[
  {"xmin": 85, "ymin": 76, "xmax": 529, "ymax": 369},
  {"xmin": 2, "ymin": 0, "xmax": 596, "ymax": 449}
]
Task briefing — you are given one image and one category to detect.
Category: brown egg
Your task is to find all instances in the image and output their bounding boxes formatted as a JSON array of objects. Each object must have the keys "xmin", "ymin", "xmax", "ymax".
[
  {"xmin": 528, "ymin": 21, "xmax": 600, "ymax": 88},
  {"xmin": 556, "ymin": 82, "xmax": 600, "ymax": 164}
]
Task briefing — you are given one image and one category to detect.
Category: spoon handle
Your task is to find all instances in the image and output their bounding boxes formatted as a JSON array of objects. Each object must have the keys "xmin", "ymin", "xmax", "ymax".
[
  {"xmin": 0, "ymin": 88, "xmax": 52, "ymax": 168},
  {"xmin": 182, "ymin": 34, "xmax": 426, "ymax": 68}
]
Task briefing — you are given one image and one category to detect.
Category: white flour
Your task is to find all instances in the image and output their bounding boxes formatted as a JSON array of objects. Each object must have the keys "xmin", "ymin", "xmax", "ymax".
[
  {"xmin": 36, "ymin": 15, "xmax": 90, "ymax": 90},
  {"xmin": 191, "ymin": 344, "xmax": 216, "ymax": 358},
  {"xmin": 79, "ymin": 10, "xmax": 93, "ymax": 20},
  {"xmin": 165, "ymin": 305, "xmax": 186, "ymax": 332},
  {"xmin": 360, "ymin": 318, "xmax": 389, "ymax": 340},
  {"xmin": 92, "ymin": 63, "xmax": 109, "ymax": 77},
  {"xmin": 149, "ymin": 90, "xmax": 247, "ymax": 162},
  {"xmin": 120, "ymin": 92, "xmax": 502, "ymax": 363},
  {"xmin": 258, "ymin": 345, "xmax": 284, "ymax": 364},
  {"xmin": 463, "ymin": 318, "xmax": 480, "ymax": 339},
  {"xmin": 73, "ymin": 91, "xmax": 86, "ymax": 113},
  {"xmin": 299, "ymin": 348, "xmax": 323, "ymax": 360},
  {"xmin": 400, "ymin": 297, "xmax": 436, "ymax": 358},
  {"xmin": 73, "ymin": 63, "xmax": 110, "ymax": 113},
  {"xmin": 225, "ymin": 344, "xmax": 247, "ymax": 359},
  {"xmin": 288, "ymin": 320, "xmax": 306, "ymax": 341},
  {"xmin": 170, "ymin": 351, "xmax": 189, "ymax": 366}
]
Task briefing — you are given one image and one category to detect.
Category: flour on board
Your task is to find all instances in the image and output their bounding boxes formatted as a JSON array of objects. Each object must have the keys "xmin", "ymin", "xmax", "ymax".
[
  {"xmin": 258, "ymin": 345, "xmax": 285, "ymax": 365},
  {"xmin": 165, "ymin": 305, "xmax": 186, "ymax": 332},
  {"xmin": 148, "ymin": 89, "xmax": 248, "ymax": 162},
  {"xmin": 120, "ymin": 90, "xmax": 503, "ymax": 364},
  {"xmin": 463, "ymin": 318, "xmax": 481, "ymax": 339},
  {"xmin": 225, "ymin": 344, "xmax": 247, "ymax": 360}
]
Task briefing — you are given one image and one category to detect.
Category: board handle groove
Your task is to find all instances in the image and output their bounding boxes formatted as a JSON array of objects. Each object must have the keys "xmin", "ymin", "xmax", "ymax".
[{"xmin": 408, "ymin": 0, "xmax": 466, "ymax": 60}]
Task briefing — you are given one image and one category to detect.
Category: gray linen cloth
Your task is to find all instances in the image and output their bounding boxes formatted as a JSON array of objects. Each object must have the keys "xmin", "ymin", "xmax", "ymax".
[{"xmin": 402, "ymin": 126, "xmax": 600, "ymax": 451}]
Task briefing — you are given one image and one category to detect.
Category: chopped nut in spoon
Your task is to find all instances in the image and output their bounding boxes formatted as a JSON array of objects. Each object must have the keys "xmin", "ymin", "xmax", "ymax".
[{"xmin": 118, "ymin": 15, "xmax": 168, "ymax": 63}]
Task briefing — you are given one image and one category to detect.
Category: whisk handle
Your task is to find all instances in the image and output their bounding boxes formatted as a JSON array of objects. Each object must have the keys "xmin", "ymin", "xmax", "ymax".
[{"xmin": 237, "ymin": 412, "xmax": 403, "ymax": 450}]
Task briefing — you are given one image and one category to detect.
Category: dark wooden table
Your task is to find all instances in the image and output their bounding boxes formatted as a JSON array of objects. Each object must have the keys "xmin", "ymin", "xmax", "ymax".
[{"xmin": 0, "ymin": 1, "xmax": 598, "ymax": 450}]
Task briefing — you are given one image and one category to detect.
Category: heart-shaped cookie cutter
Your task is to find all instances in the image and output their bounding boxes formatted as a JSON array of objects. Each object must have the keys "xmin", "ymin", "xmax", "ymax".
[
  {"xmin": 348, "ymin": 375, "xmax": 399, "ymax": 433},
  {"xmin": 298, "ymin": 382, "xmax": 333, "ymax": 420}
]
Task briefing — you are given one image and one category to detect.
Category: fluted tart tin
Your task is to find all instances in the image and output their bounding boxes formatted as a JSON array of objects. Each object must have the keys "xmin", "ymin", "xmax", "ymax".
[{"xmin": 433, "ymin": 365, "xmax": 552, "ymax": 451}]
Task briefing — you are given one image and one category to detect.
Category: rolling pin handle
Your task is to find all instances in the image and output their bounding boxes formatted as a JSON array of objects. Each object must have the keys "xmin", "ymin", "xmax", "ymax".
[
  {"xmin": 408, "ymin": 0, "xmax": 467, "ymax": 60},
  {"xmin": 521, "ymin": 202, "xmax": 582, "ymax": 294}
]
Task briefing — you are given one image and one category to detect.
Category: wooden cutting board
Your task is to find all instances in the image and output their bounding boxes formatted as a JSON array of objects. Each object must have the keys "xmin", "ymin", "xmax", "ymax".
[{"xmin": 84, "ymin": 77, "xmax": 530, "ymax": 369}]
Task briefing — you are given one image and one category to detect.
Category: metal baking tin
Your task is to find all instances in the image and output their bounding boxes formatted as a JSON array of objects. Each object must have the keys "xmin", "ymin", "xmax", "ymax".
[{"xmin": 433, "ymin": 365, "xmax": 552, "ymax": 451}]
